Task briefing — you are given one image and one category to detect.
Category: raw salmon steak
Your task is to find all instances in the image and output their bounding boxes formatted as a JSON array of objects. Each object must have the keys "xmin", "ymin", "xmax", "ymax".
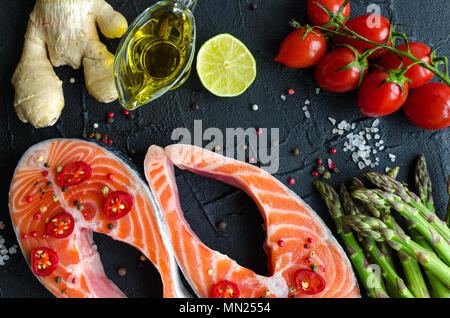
[
  {"xmin": 144, "ymin": 144, "xmax": 360, "ymax": 298},
  {"xmin": 9, "ymin": 139, "xmax": 189, "ymax": 298}
]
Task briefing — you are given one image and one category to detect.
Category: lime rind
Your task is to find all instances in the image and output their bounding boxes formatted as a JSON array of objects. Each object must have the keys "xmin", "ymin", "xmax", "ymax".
[{"xmin": 196, "ymin": 33, "xmax": 257, "ymax": 97}]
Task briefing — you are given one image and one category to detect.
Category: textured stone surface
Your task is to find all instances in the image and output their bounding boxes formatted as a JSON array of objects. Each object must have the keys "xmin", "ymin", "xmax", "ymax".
[{"xmin": 0, "ymin": 0, "xmax": 448, "ymax": 297}]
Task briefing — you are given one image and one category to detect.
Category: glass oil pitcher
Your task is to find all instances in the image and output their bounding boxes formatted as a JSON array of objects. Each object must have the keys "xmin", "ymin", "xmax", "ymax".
[{"xmin": 114, "ymin": 0, "xmax": 198, "ymax": 110}]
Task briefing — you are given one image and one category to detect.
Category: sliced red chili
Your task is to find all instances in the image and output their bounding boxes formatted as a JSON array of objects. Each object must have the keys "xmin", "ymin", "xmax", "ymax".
[
  {"xmin": 210, "ymin": 280, "xmax": 240, "ymax": 298},
  {"xmin": 57, "ymin": 161, "xmax": 92, "ymax": 187},
  {"xmin": 31, "ymin": 247, "xmax": 58, "ymax": 277},
  {"xmin": 103, "ymin": 191, "xmax": 134, "ymax": 220},
  {"xmin": 45, "ymin": 212, "xmax": 75, "ymax": 238},
  {"xmin": 295, "ymin": 269, "xmax": 326, "ymax": 295}
]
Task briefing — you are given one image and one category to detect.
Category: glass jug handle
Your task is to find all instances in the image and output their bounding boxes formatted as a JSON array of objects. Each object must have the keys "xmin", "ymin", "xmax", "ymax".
[{"xmin": 172, "ymin": 0, "xmax": 198, "ymax": 11}]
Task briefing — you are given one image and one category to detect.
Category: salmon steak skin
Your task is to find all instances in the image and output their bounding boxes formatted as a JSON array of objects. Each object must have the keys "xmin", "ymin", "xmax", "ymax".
[
  {"xmin": 8, "ymin": 138, "xmax": 189, "ymax": 298},
  {"xmin": 144, "ymin": 144, "xmax": 360, "ymax": 298}
]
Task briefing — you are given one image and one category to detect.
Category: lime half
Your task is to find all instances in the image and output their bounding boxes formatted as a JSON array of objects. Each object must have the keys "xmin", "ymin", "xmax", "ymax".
[{"xmin": 196, "ymin": 33, "xmax": 256, "ymax": 97}]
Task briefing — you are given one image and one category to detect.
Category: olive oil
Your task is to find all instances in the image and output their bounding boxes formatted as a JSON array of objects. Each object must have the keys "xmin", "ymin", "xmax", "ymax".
[{"xmin": 114, "ymin": 1, "xmax": 196, "ymax": 110}]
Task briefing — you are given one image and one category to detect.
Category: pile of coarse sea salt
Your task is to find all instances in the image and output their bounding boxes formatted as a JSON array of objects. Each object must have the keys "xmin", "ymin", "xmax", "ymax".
[
  {"xmin": 0, "ymin": 221, "xmax": 18, "ymax": 266},
  {"xmin": 328, "ymin": 117, "xmax": 397, "ymax": 171}
]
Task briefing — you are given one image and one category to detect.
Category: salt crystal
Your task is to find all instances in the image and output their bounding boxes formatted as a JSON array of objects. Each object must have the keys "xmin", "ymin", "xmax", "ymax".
[
  {"xmin": 316, "ymin": 87, "xmax": 321, "ymax": 94},
  {"xmin": 366, "ymin": 134, "xmax": 372, "ymax": 140},
  {"xmin": 332, "ymin": 128, "xmax": 339, "ymax": 134},
  {"xmin": 385, "ymin": 167, "xmax": 391, "ymax": 173},
  {"xmin": 328, "ymin": 117, "xmax": 336, "ymax": 125},
  {"xmin": 281, "ymin": 95, "xmax": 287, "ymax": 101},
  {"xmin": 351, "ymin": 123, "xmax": 356, "ymax": 129},
  {"xmin": 372, "ymin": 119, "xmax": 380, "ymax": 127},
  {"xmin": 302, "ymin": 106, "xmax": 308, "ymax": 111},
  {"xmin": 373, "ymin": 149, "xmax": 377, "ymax": 154},
  {"xmin": 365, "ymin": 127, "xmax": 371, "ymax": 133},
  {"xmin": 338, "ymin": 130, "xmax": 344, "ymax": 135},
  {"xmin": 358, "ymin": 162, "xmax": 366, "ymax": 170},
  {"xmin": 371, "ymin": 163, "xmax": 376, "ymax": 168},
  {"xmin": 372, "ymin": 127, "xmax": 379, "ymax": 133},
  {"xmin": 305, "ymin": 99, "xmax": 310, "ymax": 105},
  {"xmin": 379, "ymin": 145, "xmax": 385, "ymax": 151},
  {"xmin": 305, "ymin": 111, "xmax": 311, "ymax": 118},
  {"xmin": 379, "ymin": 140, "xmax": 384, "ymax": 145},
  {"xmin": 375, "ymin": 134, "xmax": 380, "ymax": 139},
  {"xmin": 8, "ymin": 247, "xmax": 16, "ymax": 254}
]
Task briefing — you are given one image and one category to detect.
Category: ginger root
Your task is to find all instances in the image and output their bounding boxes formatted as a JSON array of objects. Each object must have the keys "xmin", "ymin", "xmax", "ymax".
[{"xmin": 11, "ymin": 0, "xmax": 128, "ymax": 128}]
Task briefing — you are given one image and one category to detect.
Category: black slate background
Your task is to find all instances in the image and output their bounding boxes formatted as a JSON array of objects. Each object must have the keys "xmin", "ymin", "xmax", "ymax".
[{"xmin": 0, "ymin": 0, "xmax": 449, "ymax": 298}]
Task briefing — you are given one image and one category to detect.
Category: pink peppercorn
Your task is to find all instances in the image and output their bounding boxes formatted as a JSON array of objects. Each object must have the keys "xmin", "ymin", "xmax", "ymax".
[
  {"xmin": 256, "ymin": 128, "xmax": 263, "ymax": 135},
  {"xmin": 107, "ymin": 173, "xmax": 114, "ymax": 180},
  {"xmin": 33, "ymin": 212, "xmax": 41, "ymax": 220},
  {"xmin": 22, "ymin": 233, "xmax": 28, "ymax": 239},
  {"xmin": 278, "ymin": 240, "xmax": 285, "ymax": 247},
  {"xmin": 319, "ymin": 265, "xmax": 326, "ymax": 272},
  {"xmin": 305, "ymin": 257, "xmax": 312, "ymax": 264},
  {"xmin": 31, "ymin": 231, "xmax": 38, "ymax": 238},
  {"xmin": 72, "ymin": 277, "xmax": 77, "ymax": 284},
  {"xmin": 249, "ymin": 157, "xmax": 255, "ymax": 163},
  {"xmin": 317, "ymin": 158, "xmax": 323, "ymax": 165},
  {"xmin": 42, "ymin": 233, "xmax": 49, "ymax": 239},
  {"xmin": 108, "ymin": 139, "xmax": 113, "ymax": 145},
  {"xmin": 312, "ymin": 171, "xmax": 319, "ymax": 177},
  {"xmin": 123, "ymin": 110, "xmax": 130, "ymax": 115},
  {"xmin": 42, "ymin": 170, "xmax": 49, "ymax": 177},
  {"xmin": 26, "ymin": 196, "xmax": 33, "ymax": 203},
  {"xmin": 287, "ymin": 89, "xmax": 295, "ymax": 95},
  {"xmin": 330, "ymin": 148, "xmax": 337, "ymax": 154},
  {"xmin": 307, "ymin": 237, "xmax": 313, "ymax": 244},
  {"xmin": 107, "ymin": 112, "xmax": 114, "ymax": 118},
  {"xmin": 288, "ymin": 178, "xmax": 295, "ymax": 185}
]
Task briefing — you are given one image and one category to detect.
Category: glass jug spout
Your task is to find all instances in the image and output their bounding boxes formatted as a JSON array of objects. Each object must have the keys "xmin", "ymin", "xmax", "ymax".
[{"xmin": 113, "ymin": 1, "xmax": 197, "ymax": 110}]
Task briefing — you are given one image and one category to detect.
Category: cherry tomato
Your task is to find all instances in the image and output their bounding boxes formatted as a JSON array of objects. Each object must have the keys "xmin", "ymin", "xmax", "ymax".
[
  {"xmin": 403, "ymin": 83, "xmax": 450, "ymax": 130},
  {"xmin": 307, "ymin": 0, "xmax": 350, "ymax": 27},
  {"xmin": 315, "ymin": 47, "xmax": 368, "ymax": 93},
  {"xmin": 334, "ymin": 14, "xmax": 392, "ymax": 59},
  {"xmin": 104, "ymin": 191, "xmax": 134, "ymax": 220},
  {"xmin": 275, "ymin": 27, "xmax": 327, "ymax": 68},
  {"xmin": 31, "ymin": 247, "xmax": 58, "ymax": 277},
  {"xmin": 377, "ymin": 42, "xmax": 434, "ymax": 89},
  {"xmin": 357, "ymin": 69, "xmax": 409, "ymax": 117},
  {"xmin": 210, "ymin": 280, "xmax": 240, "ymax": 298},
  {"xmin": 45, "ymin": 212, "xmax": 75, "ymax": 239},
  {"xmin": 57, "ymin": 161, "xmax": 92, "ymax": 187},
  {"xmin": 295, "ymin": 269, "xmax": 326, "ymax": 295}
]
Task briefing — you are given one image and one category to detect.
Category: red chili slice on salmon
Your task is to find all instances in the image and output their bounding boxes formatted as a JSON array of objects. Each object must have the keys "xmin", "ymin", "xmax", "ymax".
[
  {"xmin": 103, "ymin": 191, "xmax": 134, "ymax": 220},
  {"xmin": 295, "ymin": 269, "xmax": 326, "ymax": 295},
  {"xmin": 31, "ymin": 247, "xmax": 58, "ymax": 277},
  {"xmin": 57, "ymin": 161, "xmax": 92, "ymax": 187},
  {"xmin": 211, "ymin": 281, "xmax": 240, "ymax": 298},
  {"xmin": 45, "ymin": 212, "xmax": 75, "ymax": 238}
]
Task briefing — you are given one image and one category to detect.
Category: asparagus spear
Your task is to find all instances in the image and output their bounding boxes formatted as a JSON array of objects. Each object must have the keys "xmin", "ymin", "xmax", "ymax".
[
  {"xmin": 344, "ymin": 214, "xmax": 450, "ymax": 287},
  {"xmin": 408, "ymin": 228, "xmax": 450, "ymax": 298},
  {"xmin": 364, "ymin": 172, "xmax": 450, "ymax": 241},
  {"xmin": 341, "ymin": 183, "xmax": 396, "ymax": 268},
  {"xmin": 314, "ymin": 181, "xmax": 390, "ymax": 298},
  {"xmin": 352, "ymin": 189, "xmax": 450, "ymax": 265},
  {"xmin": 446, "ymin": 177, "xmax": 450, "ymax": 227},
  {"xmin": 414, "ymin": 154, "xmax": 435, "ymax": 213}
]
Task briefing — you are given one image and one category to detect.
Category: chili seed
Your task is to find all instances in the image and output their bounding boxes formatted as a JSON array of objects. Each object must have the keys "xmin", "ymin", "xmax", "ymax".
[
  {"xmin": 101, "ymin": 186, "xmax": 110, "ymax": 195},
  {"xmin": 311, "ymin": 264, "xmax": 319, "ymax": 272},
  {"xmin": 140, "ymin": 255, "xmax": 147, "ymax": 261},
  {"xmin": 95, "ymin": 133, "xmax": 101, "ymax": 140},
  {"xmin": 56, "ymin": 166, "xmax": 62, "ymax": 173},
  {"xmin": 77, "ymin": 205, "xmax": 85, "ymax": 212},
  {"xmin": 117, "ymin": 267, "xmax": 127, "ymax": 276}
]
